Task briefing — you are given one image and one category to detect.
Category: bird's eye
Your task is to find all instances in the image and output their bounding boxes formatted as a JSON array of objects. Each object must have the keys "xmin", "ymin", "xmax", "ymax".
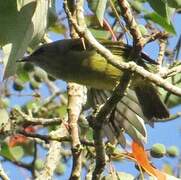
[{"xmin": 33, "ymin": 47, "xmax": 45, "ymax": 56}]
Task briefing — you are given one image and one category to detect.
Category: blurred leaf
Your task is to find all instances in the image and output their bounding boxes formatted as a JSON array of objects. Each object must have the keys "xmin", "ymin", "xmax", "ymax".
[
  {"xmin": 130, "ymin": 0, "xmax": 146, "ymax": 13},
  {"xmin": 49, "ymin": 22, "xmax": 67, "ymax": 34},
  {"xmin": 21, "ymin": 141, "xmax": 34, "ymax": 155},
  {"xmin": 0, "ymin": 143, "xmax": 15, "ymax": 161},
  {"xmin": 88, "ymin": 0, "xmax": 108, "ymax": 26},
  {"xmin": 89, "ymin": 28, "xmax": 110, "ymax": 39},
  {"xmin": 148, "ymin": 0, "xmax": 169, "ymax": 21},
  {"xmin": 144, "ymin": 12, "xmax": 176, "ymax": 34},
  {"xmin": 26, "ymin": 100, "xmax": 41, "ymax": 113},
  {"xmin": 55, "ymin": 105, "xmax": 67, "ymax": 118},
  {"xmin": 0, "ymin": 0, "xmax": 48, "ymax": 78},
  {"xmin": 0, "ymin": 98, "xmax": 10, "ymax": 109},
  {"xmin": 9, "ymin": 145, "xmax": 24, "ymax": 161},
  {"xmin": 167, "ymin": 0, "xmax": 181, "ymax": 9},
  {"xmin": 85, "ymin": 15, "xmax": 100, "ymax": 27},
  {"xmin": 0, "ymin": 143, "xmax": 24, "ymax": 161}
]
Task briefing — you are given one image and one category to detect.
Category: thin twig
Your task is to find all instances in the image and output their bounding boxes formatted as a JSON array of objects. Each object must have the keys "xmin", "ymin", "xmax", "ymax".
[
  {"xmin": 12, "ymin": 108, "xmax": 62, "ymax": 126},
  {"xmin": 161, "ymin": 64, "xmax": 181, "ymax": 79},
  {"xmin": 145, "ymin": 32, "xmax": 169, "ymax": 44},
  {"xmin": 157, "ymin": 39, "xmax": 167, "ymax": 67},
  {"xmin": 0, "ymin": 163, "xmax": 9, "ymax": 180},
  {"xmin": 118, "ymin": 0, "xmax": 144, "ymax": 49}
]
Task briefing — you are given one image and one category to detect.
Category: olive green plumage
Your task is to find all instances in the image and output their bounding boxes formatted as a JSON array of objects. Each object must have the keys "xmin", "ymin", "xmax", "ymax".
[{"xmin": 20, "ymin": 38, "xmax": 170, "ymax": 143}]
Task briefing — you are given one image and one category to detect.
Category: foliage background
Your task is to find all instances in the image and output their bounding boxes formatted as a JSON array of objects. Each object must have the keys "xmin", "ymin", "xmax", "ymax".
[{"xmin": 0, "ymin": 0, "xmax": 180, "ymax": 179}]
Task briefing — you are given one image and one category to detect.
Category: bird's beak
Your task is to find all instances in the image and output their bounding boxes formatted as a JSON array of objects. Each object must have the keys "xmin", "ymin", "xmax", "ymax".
[{"xmin": 16, "ymin": 56, "xmax": 29, "ymax": 63}]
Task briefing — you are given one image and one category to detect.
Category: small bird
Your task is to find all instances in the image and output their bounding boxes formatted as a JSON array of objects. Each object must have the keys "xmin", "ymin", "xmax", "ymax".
[{"xmin": 20, "ymin": 38, "xmax": 169, "ymax": 145}]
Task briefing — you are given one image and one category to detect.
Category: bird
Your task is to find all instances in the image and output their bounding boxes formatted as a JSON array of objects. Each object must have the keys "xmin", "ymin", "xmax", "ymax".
[{"xmin": 20, "ymin": 38, "xmax": 169, "ymax": 145}]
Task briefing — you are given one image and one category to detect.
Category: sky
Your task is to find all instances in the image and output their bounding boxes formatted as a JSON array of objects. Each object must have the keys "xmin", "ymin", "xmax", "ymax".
[{"xmin": 0, "ymin": 0, "xmax": 181, "ymax": 179}]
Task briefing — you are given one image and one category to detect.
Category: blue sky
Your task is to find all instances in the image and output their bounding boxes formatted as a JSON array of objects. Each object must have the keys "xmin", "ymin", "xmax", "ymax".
[{"xmin": 0, "ymin": 0, "xmax": 181, "ymax": 179}]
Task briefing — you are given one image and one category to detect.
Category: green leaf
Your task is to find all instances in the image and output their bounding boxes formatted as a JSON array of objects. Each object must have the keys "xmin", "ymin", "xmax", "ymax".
[
  {"xmin": 0, "ymin": 0, "xmax": 48, "ymax": 78},
  {"xmin": 148, "ymin": 0, "xmax": 169, "ymax": 21},
  {"xmin": 26, "ymin": 100, "xmax": 41, "ymax": 113},
  {"xmin": 10, "ymin": 146, "xmax": 24, "ymax": 161},
  {"xmin": 167, "ymin": 0, "xmax": 181, "ymax": 9},
  {"xmin": 144, "ymin": 12, "xmax": 176, "ymax": 34},
  {"xmin": 130, "ymin": 1, "xmax": 145, "ymax": 13},
  {"xmin": 89, "ymin": 28, "xmax": 110, "ymax": 39},
  {"xmin": 55, "ymin": 105, "xmax": 67, "ymax": 119},
  {"xmin": 0, "ymin": 143, "xmax": 15, "ymax": 161},
  {"xmin": 88, "ymin": 0, "xmax": 108, "ymax": 26},
  {"xmin": 0, "ymin": 143, "xmax": 24, "ymax": 161},
  {"xmin": 85, "ymin": 15, "xmax": 100, "ymax": 27}
]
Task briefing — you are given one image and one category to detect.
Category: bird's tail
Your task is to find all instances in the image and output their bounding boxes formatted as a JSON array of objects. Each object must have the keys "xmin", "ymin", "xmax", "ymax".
[{"xmin": 134, "ymin": 82, "xmax": 169, "ymax": 120}]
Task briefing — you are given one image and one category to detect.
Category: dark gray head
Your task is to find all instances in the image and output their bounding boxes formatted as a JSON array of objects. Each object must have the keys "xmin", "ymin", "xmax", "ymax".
[
  {"xmin": 20, "ymin": 43, "xmax": 55, "ymax": 66},
  {"xmin": 19, "ymin": 39, "xmax": 82, "ymax": 64},
  {"xmin": 18, "ymin": 39, "xmax": 83, "ymax": 79}
]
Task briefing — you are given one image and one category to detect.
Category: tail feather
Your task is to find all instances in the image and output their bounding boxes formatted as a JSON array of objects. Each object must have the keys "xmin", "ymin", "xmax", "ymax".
[
  {"xmin": 89, "ymin": 89, "xmax": 147, "ymax": 145},
  {"xmin": 134, "ymin": 83, "xmax": 169, "ymax": 120}
]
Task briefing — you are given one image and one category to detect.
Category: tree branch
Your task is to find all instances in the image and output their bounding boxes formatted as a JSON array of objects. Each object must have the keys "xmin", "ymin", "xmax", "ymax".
[
  {"xmin": 67, "ymin": 83, "xmax": 85, "ymax": 179},
  {"xmin": 12, "ymin": 108, "xmax": 62, "ymax": 126},
  {"xmin": 118, "ymin": 0, "xmax": 144, "ymax": 49}
]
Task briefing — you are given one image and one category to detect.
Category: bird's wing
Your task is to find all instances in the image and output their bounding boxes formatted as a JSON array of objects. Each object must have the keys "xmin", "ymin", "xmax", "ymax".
[{"xmin": 88, "ymin": 88, "xmax": 149, "ymax": 146}]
